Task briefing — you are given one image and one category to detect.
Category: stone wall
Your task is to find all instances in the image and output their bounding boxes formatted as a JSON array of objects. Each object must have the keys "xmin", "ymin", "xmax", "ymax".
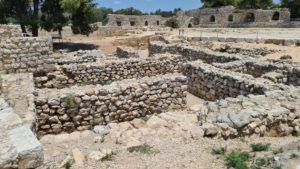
[
  {"xmin": 149, "ymin": 41, "xmax": 246, "ymax": 63},
  {"xmin": 0, "ymin": 24, "xmax": 21, "ymax": 40},
  {"xmin": 35, "ymin": 74, "xmax": 187, "ymax": 135},
  {"xmin": 184, "ymin": 61, "xmax": 273, "ymax": 101},
  {"xmin": 213, "ymin": 60, "xmax": 300, "ymax": 86},
  {"xmin": 0, "ymin": 37, "xmax": 53, "ymax": 73},
  {"xmin": 34, "ymin": 54, "xmax": 187, "ymax": 88},
  {"xmin": 106, "ymin": 14, "xmax": 168, "ymax": 27},
  {"xmin": 190, "ymin": 36, "xmax": 300, "ymax": 46},
  {"xmin": 179, "ymin": 6, "xmax": 295, "ymax": 28},
  {"xmin": 116, "ymin": 46, "xmax": 139, "ymax": 58}
]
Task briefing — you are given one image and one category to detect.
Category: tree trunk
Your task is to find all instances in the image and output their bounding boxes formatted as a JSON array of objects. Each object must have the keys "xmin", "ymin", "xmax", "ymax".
[
  {"xmin": 32, "ymin": 0, "xmax": 39, "ymax": 37},
  {"xmin": 15, "ymin": 0, "xmax": 27, "ymax": 35}
]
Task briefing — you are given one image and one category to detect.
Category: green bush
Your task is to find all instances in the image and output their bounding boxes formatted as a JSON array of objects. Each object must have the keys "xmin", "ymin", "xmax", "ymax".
[
  {"xmin": 63, "ymin": 95, "xmax": 78, "ymax": 109},
  {"xmin": 212, "ymin": 146, "xmax": 227, "ymax": 155},
  {"xmin": 101, "ymin": 152, "xmax": 115, "ymax": 161},
  {"xmin": 290, "ymin": 153, "xmax": 299, "ymax": 159},
  {"xmin": 272, "ymin": 148, "xmax": 283, "ymax": 155},
  {"xmin": 274, "ymin": 165, "xmax": 282, "ymax": 169},
  {"xmin": 127, "ymin": 144, "xmax": 159, "ymax": 154},
  {"xmin": 250, "ymin": 157, "xmax": 271, "ymax": 169},
  {"xmin": 225, "ymin": 151, "xmax": 251, "ymax": 169},
  {"xmin": 250, "ymin": 143, "xmax": 270, "ymax": 152}
]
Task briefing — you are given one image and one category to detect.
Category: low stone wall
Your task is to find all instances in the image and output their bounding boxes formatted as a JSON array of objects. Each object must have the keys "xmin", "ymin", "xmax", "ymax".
[
  {"xmin": 215, "ymin": 44, "xmax": 277, "ymax": 58},
  {"xmin": 149, "ymin": 41, "xmax": 247, "ymax": 63},
  {"xmin": 35, "ymin": 74, "xmax": 187, "ymax": 135},
  {"xmin": 213, "ymin": 60, "xmax": 300, "ymax": 86},
  {"xmin": 0, "ymin": 37, "xmax": 53, "ymax": 73},
  {"xmin": 184, "ymin": 61, "xmax": 273, "ymax": 101},
  {"xmin": 116, "ymin": 46, "xmax": 139, "ymax": 58},
  {"xmin": 34, "ymin": 54, "xmax": 195, "ymax": 88},
  {"xmin": 190, "ymin": 36, "xmax": 300, "ymax": 46},
  {"xmin": 0, "ymin": 24, "xmax": 21, "ymax": 40}
]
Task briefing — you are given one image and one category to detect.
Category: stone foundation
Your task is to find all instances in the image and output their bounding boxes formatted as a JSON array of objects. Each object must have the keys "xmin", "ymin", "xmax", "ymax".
[
  {"xmin": 35, "ymin": 74, "xmax": 187, "ymax": 136},
  {"xmin": 184, "ymin": 61, "xmax": 273, "ymax": 101}
]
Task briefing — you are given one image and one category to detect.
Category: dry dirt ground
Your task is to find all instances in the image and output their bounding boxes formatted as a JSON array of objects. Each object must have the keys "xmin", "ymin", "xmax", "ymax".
[{"xmin": 38, "ymin": 28, "xmax": 300, "ymax": 169}]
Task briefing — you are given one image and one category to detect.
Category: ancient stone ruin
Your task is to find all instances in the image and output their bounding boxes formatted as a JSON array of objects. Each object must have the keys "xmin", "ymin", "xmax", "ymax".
[
  {"xmin": 0, "ymin": 21, "xmax": 300, "ymax": 168},
  {"xmin": 106, "ymin": 6, "xmax": 300, "ymax": 28}
]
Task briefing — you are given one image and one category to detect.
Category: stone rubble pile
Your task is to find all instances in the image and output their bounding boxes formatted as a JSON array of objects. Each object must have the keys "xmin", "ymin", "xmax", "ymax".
[
  {"xmin": 191, "ymin": 88, "xmax": 300, "ymax": 138},
  {"xmin": 35, "ymin": 74, "xmax": 187, "ymax": 135}
]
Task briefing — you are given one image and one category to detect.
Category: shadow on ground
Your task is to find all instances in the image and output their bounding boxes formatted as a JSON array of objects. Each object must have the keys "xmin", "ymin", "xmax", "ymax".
[{"xmin": 53, "ymin": 42, "xmax": 99, "ymax": 52}]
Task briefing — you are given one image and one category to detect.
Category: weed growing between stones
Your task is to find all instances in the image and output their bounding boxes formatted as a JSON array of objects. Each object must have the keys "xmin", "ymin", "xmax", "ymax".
[
  {"xmin": 64, "ymin": 161, "xmax": 72, "ymax": 169},
  {"xmin": 127, "ymin": 144, "xmax": 160, "ymax": 155},
  {"xmin": 290, "ymin": 153, "xmax": 299, "ymax": 159},
  {"xmin": 250, "ymin": 157, "xmax": 272, "ymax": 169},
  {"xmin": 63, "ymin": 95, "xmax": 78, "ymax": 109},
  {"xmin": 272, "ymin": 148, "xmax": 284, "ymax": 155},
  {"xmin": 212, "ymin": 146, "xmax": 227, "ymax": 155},
  {"xmin": 225, "ymin": 151, "xmax": 250, "ymax": 169},
  {"xmin": 274, "ymin": 165, "xmax": 282, "ymax": 169},
  {"xmin": 250, "ymin": 143, "xmax": 270, "ymax": 152},
  {"xmin": 101, "ymin": 152, "xmax": 116, "ymax": 162}
]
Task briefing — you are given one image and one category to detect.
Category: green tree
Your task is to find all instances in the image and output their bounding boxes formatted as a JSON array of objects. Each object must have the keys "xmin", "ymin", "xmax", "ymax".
[
  {"xmin": 40, "ymin": 0, "xmax": 67, "ymax": 36},
  {"xmin": 0, "ymin": 0, "xmax": 13, "ymax": 24},
  {"xmin": 114, "ymin": 7, "xmax": 143, "ymax": 15},
  {"xmin": 238, "ymin": 0, "xmax": 274, "ymax": 9},
  {"xmin": 68, "ymin": 0, "xmax": 97, "ymax": 35},
  {"xmin": 281, "ymin": 0, "xmax": 300, "ymax": 18},
  {"xmin": 93, "ymin": 7, "xmax": 113, "ymax": 24},
  {"xmin": 201, "ymin": 0, "xmax": 239, "ymax": 8}
]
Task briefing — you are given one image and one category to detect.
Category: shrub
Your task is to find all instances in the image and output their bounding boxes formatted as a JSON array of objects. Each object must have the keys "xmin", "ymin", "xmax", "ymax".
[
  {"xmin": 250, "ymin": 143, "xmax": 270, "ymax": 152},
  {"xmin": 101, "ymin": 152, "xmax": 115, "ymax": 161},
  {"xmin": 212, "ymin": 146, "xmax": 227, "ymax": 155},
  {"xmin": 127, "ymin": 144, "xmax": 159, "ymax": 154},
  {"xmin": 65, "ymin": 161, "xmax": 72, "ymax": 169},
  {"xmin": 63, "ymin": 95, "xmax": 78, "ymax": 109},
  {"xmin": 250, "ymin": 157, "xmax": 271, "ymax": 169},
  {"xmin": 290, "ymin": 153, "xmax": 299, "ymax": 159},
  {"xmin": 272, "ymin": 148, "xmax": 283, "ymax": 155},
  {"xmin": 225, "ymin": 151, "xmax": 251, "ymax": 169},
  {"xmin": 274, "ymin": 165, "xmax": 282, "ymax": 169}
]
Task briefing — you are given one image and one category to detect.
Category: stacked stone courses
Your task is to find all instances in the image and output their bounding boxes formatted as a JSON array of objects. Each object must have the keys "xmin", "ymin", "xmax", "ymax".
[
  {"xmin": 35, "ymin": 74, "xmax": 187, "ymax": 135},
  {"xmin": 184, "ymin": 61, "xmax": 273, "ymax": 101},
  {"xmin": 213, "ymin": 60, "xmax": 300, "ymax": 86},
  {"xmin": 149, "ymin": 41, "xmax": 246, "ymax": 63},
  {"xmin": 0, "ymin": 37, "xmax": 53, "ymax": 73}
]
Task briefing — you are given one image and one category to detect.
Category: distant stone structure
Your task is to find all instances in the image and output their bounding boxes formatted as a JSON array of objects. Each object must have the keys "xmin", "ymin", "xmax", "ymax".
[
  {"xmin": 106, "ymin": 14, "xmax": 168, "ymax": 27},
  {"xmin": 106, "ymin": 6, "xmax": 300, "ymax": 28}
]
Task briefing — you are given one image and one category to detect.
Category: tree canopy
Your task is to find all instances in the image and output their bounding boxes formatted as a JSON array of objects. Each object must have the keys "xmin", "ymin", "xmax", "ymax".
[
  {"xmin": 200, "ymin": 0, "xmax": 274, "ymax": 9},
  {"xmin": 0, "ymin": 0, "xmax": 97, "ymax": 36}
]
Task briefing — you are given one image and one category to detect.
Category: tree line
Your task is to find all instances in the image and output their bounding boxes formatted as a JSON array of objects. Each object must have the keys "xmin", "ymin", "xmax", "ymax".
[
  {"xmin": 0, "ymin": 0, "xmax": 97, "ymax": 36},
  {"xmin": 1, "ymin": 0, "xmax": 299, "ymax": 37},
  {"xmin": 201, "ymin": 0, "xmax": 300, "ymax": 18}
]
